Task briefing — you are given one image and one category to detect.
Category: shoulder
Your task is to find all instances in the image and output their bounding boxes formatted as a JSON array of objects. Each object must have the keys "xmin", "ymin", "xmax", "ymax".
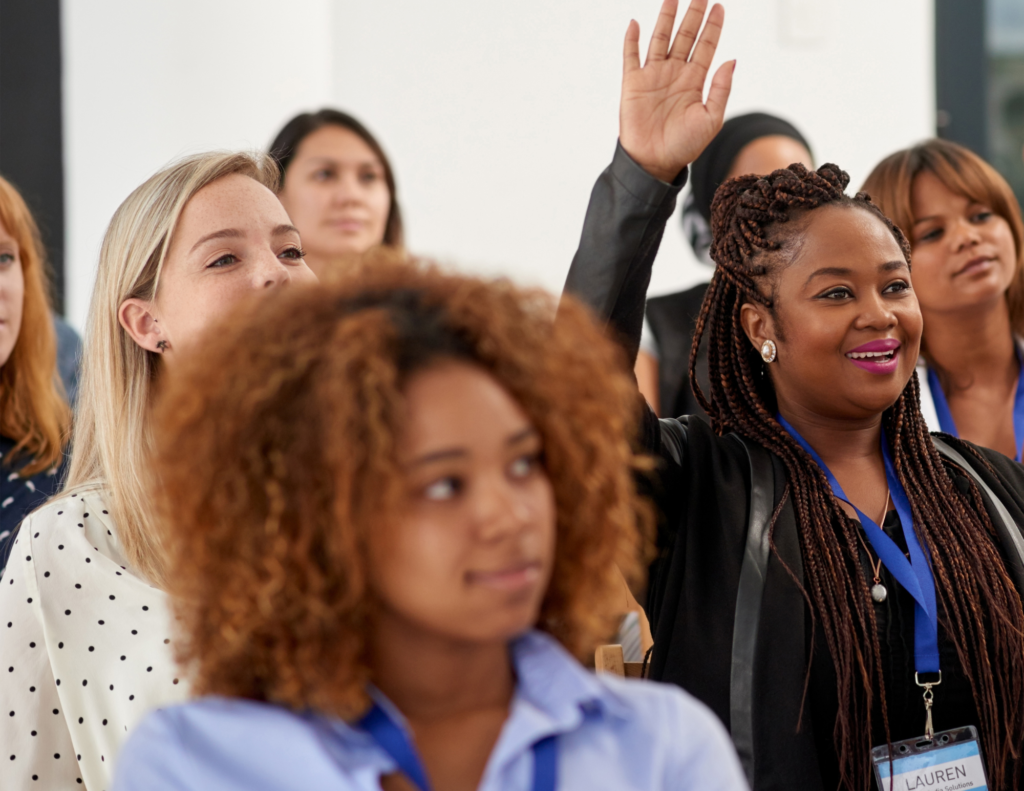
[
  {"xmin": 22, "ymin": 484, "xmax": 109, "ymax": 526},
  {"xmin": 589, "ymin": 675, "xmax": 747, "ymax": 787},
  {"xmin": 115, "ymin": 697, "xmax": 382, "ymax": 791}
]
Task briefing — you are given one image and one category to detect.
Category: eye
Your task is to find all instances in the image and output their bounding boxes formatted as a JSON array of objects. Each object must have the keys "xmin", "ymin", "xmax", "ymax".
[
  {"xmin": 509, "ymin": 452, "xmax": 542, "ymax": 479},
  {"xmin": 0, "ymin": 252, "xmax": 14, "ymax": 265},
  {"xmin": 818, "ymin": 286, "xmax": 853, "ymax": 300},
  {"xmin": 207, "ymin": 253, "xmax": 238, "ymax": 269},
  {"xmin": 883, "ymin": 279, "xmax": 910, "ymax": 294},
  {"xmin": 313, "ymin": 168, "xmax": 335, "ymax": 182},
  {"xmin": 359, "ymin": 169, "xmax": 381, "ymax": 185},
  {"xmin": 917, "ymin": 227, "xmax": 942, "ymax": 243},
  {"xmin": 423, "ymin": 477, "xmax": 462, "ymax": 501},
  {"xmin": 971, "ymin": 210, "xmax": 993, "ymax": 224},
  {"xmin": 279, "ymin": 246, "xmax": 305, "ymax": 261}
]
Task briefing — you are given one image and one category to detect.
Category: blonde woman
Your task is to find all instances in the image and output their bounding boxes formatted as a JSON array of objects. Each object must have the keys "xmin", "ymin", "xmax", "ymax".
[{"xmin": 0, "ymin": 151, "xmax": 316, "ymax": 789}]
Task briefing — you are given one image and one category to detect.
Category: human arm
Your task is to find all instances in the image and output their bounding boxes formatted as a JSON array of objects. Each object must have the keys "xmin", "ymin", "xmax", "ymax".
[
  {"xmin": 563, "ymin": 0, "xmax": 732, "ymax": 370},
  {"xmin": 635, "ymin": 350, "xmax": 661, "ymax": 415}
]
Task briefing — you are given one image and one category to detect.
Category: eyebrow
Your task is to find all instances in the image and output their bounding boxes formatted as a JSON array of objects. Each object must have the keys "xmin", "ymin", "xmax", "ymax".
[
  {"xmin": 189, "ymin": 224, "xmax": 300, "ymax": 254},
  {"xmin": 804, "ymin": 260, "xmax": 907, "ymax": 286},
  {"xmin": 304, "ymin": 156, "xmax": 383, "ymax": 167},
  {"xmin": 407, "ymin": 426, "xmax": 539, "ymax": 468}
]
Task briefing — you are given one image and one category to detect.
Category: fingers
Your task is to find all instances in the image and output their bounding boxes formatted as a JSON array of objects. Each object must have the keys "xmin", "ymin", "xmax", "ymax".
[
  {"xmin": 688, "ymin": 3, "xmax": 725, "ymax": 78},
  {"xmin": 623, "ymin": 19, "xmax": 641, "ymax": 77},
  {"xmin": 668, "ymin": 0, "xmax": 709, "ymax": 62},
  {"xmin": 705, "ymin": 59, "xmax": 736, "ymax": 129},
  {"xmin": 644, "ymin": 0, "xmax": 679, "ymax": 64}
]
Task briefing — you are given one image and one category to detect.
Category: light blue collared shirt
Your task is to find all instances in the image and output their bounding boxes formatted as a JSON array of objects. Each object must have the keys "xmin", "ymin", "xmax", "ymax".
[{"xmin": 112, "ymin": 630, "xmax": 747, "ymax": 790}]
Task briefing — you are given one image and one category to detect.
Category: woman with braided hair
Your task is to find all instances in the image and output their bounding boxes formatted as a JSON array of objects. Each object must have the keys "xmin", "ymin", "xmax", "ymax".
[{"xmin": 564, "ymin": 2, "xmax": 1024, "ymax": 788}]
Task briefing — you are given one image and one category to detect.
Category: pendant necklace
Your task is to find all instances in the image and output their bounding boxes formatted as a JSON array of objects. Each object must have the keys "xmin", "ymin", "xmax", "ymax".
[{"xmin": 854, "ymin": 489, "xmax": 891, "ymax": 604}]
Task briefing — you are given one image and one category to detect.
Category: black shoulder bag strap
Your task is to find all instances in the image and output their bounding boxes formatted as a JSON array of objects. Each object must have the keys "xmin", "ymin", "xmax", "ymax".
[
  {"xmin": 931, "ymin": 436, "xmax": 1024, "ymax": 594},
  {"xmin": 729, "ymin": 434, "xmax": 775, "ymax": 787}
]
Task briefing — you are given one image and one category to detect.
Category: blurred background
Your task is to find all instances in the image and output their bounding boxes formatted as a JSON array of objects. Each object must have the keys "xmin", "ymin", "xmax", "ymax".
[{"xmin": 2, "ymin": 0, "xmax": 1022, "ymax": 331}]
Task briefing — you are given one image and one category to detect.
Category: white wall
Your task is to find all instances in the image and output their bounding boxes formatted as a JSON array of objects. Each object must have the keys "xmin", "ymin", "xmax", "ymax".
[
  {"xmin": 62, "ymin": 0, "xmax": 334, "ymax": 330},
  {"xmin": 62, "ymin": 0, "xmax": 934, "ymax": 329}
]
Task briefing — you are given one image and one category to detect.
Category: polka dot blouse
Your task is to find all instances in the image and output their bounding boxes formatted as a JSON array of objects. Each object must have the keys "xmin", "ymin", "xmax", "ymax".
[{"xmin": 0, "ymin": 484, "xmax": 188, "ymax": 789}]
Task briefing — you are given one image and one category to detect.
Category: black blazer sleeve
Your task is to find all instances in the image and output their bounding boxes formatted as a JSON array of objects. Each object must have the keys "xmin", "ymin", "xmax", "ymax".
[
  {"xmin": 562, "ymin": 141, "xmax": 687, "ymax": 368},
  {"xmin": 560, "ymin": 141, "xmax": 691, "ymax": 542}
]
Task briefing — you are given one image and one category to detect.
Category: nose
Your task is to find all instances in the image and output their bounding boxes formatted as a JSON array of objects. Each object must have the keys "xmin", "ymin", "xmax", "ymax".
[
  {"xmin": 949, "ymin": 216, "xmax": 982, "ymax": 252},
  {"xmin": 253, "ymin": 249, "xmax": 293, "ymax": 290},
  {"xmin": 474, "ymin": 474, "xmax": 532, "ymax": 543},
  {"xmin": 855, "ymin": 288, "xmax": 898, "ymax": 332},
  {"xmin": 330, "ymin": 171, "xmax": 364, "ymax": 206}
]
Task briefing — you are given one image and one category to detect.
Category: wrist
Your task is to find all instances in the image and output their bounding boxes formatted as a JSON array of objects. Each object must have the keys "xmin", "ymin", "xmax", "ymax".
[{"xmin": 618, "ymin": 141, "xmax": 682, "ymax": 184}]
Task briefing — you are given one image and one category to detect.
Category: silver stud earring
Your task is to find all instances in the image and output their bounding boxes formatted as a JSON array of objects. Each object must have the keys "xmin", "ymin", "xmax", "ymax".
[{"xmin": 760, "ymin": 339, "xmax": 777, "ymax": 363}]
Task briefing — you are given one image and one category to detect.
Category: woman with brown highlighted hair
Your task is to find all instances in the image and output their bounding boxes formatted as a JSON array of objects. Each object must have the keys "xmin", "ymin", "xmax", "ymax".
[
  {"xmin": 111, "ymin": 254, "xmax": 745, "ymax": 791},
  {"xmin": 0, "ymin": 173, "xmax": 70, "ymax": 566},
  {"xmin": 863, "ymin": 140, "xmax": 1024, "ymax": 460}
]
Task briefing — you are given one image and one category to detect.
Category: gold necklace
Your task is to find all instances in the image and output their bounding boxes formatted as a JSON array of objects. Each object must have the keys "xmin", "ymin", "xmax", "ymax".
[{"xmin": 854, "ymin": 489, "xmax": 890, "ymax": 604}]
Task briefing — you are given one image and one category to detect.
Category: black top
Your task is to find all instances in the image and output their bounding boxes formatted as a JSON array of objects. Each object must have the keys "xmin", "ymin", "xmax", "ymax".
[
  {"xmin": 563, "ymin": 143, "xmax": 1024, "ymax": 790},
  {"xmin": 644, "ymin": 283, "xmax": 710, "ymax": 419},
  {"xmin": 0, "ymin": 435, "xmax": 66, "ymax": 573},
  {"xmin": 810, "ymin": 510, "xmax": 982, "ymax": 789}
]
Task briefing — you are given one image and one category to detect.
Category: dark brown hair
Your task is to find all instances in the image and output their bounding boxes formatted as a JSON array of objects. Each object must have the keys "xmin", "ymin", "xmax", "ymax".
[
  {"xmin": 269, "ymin": 109, "xmax": 403, "ymax": 248},
  {"xmin": 150, "ymin": 250, "xmax": 649, "ymax": 719},
  {"xmin": 862, "ymin": 139, "xmax": 1024, "ymax": 342},
  {"xmin": 695, "ymin": 162, "xmax": 1024, "ymax": 789}
]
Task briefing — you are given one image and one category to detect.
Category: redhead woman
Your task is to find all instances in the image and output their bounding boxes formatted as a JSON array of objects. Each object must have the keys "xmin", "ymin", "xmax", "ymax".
[
  {"xmin": 563, "ymin": 0, "xmax": 1024, "ymax": 787},
  {"xmin": 270, "ymin": 109, "xmax": 402, "ymax": 278},
  {"xmin": 0, "ymin": 174, "xmax": 70, "ymax": 565},
  {"xmin": 111, "ymin": 254, "xmax": 745, "ymax": 791},
  {"xmin": 863, "ymin": 140, "xmax": 1024, "ymax": 460},
  {"xmin": 0, "ymin": 152, "xmax": 316, "ymax": 789}
]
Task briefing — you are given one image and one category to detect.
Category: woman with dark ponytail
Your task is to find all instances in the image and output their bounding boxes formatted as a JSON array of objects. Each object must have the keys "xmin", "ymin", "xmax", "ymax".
[{"xmin": 565, "ymin": 1, "xmax": 1024, "ymax": 788}]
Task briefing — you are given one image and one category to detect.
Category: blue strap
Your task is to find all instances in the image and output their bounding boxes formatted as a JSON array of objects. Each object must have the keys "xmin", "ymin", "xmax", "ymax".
[
  {"xmin": 532, "ymin": 734, "xmax": 558, "ymax": 791},
  {"xmin": 358, "ymin": 702, "xmax": 558, "ymax": 791},
  {"xmin": 778, "ymin": 415, "xmax": 940, "ymax": 674},
  {"xmin": 927, "ymin": 347, "xmax": 1024, "ymax": 463},
  {"xmin": 359, "ymin": 703, "xmax": 432, "ymax": 791}
]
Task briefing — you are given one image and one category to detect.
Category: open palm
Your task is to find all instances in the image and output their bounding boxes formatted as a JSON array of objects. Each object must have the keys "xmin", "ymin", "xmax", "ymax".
[{"xmin": 620, "ymin": 0, "xmax": 734, "ymax": 183}]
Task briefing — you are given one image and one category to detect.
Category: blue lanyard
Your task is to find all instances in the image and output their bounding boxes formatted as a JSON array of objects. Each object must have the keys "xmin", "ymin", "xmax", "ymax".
[
  {"xmin": 778, "ymin": 415, "xmax": 940, "ymax": 674},
  {"xmin": 358, "ymin": 701, "xmax": 557, "ymax": 791},
  {"xmin": 926, "ymin": 346, "xmax": 1024, "ymax": 463}
]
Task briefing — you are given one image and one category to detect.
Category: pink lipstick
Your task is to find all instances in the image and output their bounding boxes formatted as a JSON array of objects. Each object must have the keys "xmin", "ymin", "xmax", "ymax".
[{"xmin": 845, "ymin": 338, "xmax": 901, "ymax": 375}]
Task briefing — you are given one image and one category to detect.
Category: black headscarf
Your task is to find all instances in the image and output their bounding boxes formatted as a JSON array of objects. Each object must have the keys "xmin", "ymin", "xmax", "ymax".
[
  {"xmin": 689, "ymin": 112, "xmax": 812, "ymax": 224},
  {"xmin": 680, "ymin": 112, "xmax": 811, "ymax": 265}
]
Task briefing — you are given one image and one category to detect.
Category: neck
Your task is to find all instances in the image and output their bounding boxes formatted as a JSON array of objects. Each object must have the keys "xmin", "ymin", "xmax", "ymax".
[
  {"xmin": 369, "ymin": 610, "xmax": 515, "ymax": 723},
  {"xmin": 922, "ymin": 298, "xmax": 1017, "ymax": 385},
  {"xmin": 777, "ymin": 398, "xmax": 883, "ymax": 468}
]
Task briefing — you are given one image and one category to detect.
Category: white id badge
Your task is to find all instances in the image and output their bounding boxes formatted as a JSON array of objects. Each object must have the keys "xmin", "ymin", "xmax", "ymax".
[{"xmin": 872, "ymin": 726, "xmax": 988, "ymax": 790}]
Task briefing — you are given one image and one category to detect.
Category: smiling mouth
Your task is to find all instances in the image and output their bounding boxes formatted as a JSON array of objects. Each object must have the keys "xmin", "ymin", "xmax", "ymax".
[{"xmin": 847, "ymin": 349, "xmax": 897, "ymax": 362}]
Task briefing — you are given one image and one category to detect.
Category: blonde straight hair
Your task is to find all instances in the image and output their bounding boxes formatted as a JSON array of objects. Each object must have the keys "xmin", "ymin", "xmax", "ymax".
[{"xmin": 65, "ymin": 151, "xmax": 280, "ymax": 585}]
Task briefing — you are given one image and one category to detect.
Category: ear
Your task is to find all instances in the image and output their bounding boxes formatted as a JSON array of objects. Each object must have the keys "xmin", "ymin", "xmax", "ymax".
[
  {"xmin": 739, "ymin": 301, "xmax": 777, "ymax": 353},
  {"xmin": 118, "ymin": 298, "xmax": 166, "ymax": 354}
]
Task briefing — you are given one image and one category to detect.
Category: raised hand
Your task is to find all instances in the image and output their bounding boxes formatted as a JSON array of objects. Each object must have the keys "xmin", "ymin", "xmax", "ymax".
[{"xmin": 620, "ymin": 0, "xmax": 734, "ymax": 183}]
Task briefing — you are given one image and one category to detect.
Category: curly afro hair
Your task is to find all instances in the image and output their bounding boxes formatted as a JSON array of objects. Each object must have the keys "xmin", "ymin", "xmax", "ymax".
[{"xmin": 150, "ymin": 250, "xmax": 652, "ymax": 719}]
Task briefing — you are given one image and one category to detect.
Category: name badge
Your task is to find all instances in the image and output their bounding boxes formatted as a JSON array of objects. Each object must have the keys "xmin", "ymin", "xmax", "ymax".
[{"xmin": 873, "ymin": 726, "xmax": 989, "ymax": 791}]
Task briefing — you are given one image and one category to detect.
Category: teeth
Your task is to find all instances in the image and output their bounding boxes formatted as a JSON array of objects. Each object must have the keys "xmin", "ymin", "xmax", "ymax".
[{"xmin": 848, "ymin": 351, "xmax": 895, "ymax": 359}]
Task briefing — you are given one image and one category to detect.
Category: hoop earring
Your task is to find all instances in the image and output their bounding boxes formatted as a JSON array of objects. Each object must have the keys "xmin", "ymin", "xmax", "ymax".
[
  {"xmin": 760, "ymin": 339, "xmax": 777, "ymax": 363},
  {"xmin": 156, "ymin": 340, "xmax": 170, "ymax": 352}
]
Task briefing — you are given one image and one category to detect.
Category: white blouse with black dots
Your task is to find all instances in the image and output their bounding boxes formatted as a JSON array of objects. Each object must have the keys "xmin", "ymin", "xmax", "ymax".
[{"xmin": 0, "ymin": 484, "xmax": 188, "ymax": 789}]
